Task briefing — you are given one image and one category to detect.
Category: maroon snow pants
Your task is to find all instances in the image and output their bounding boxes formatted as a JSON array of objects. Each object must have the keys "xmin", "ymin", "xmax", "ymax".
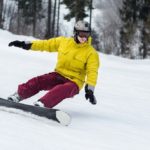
[{"xmin": 18, "ymin": 72, "xmax": 79, "ymax": 108}]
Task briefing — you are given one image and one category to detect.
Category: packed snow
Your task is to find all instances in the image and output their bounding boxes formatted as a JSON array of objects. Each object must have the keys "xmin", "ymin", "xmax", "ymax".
[{"xmin": 0, "ymin": 29, "xmax": 150, "ymax": 150}]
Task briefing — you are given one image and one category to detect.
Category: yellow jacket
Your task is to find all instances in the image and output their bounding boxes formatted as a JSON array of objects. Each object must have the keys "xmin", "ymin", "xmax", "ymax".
[{"xmin": 31, "ymin": 36, "xmax": 100, "ymax": 90}]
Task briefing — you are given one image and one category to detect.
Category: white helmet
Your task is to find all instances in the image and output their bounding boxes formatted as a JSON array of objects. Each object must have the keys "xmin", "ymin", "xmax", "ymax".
[{"xmin": 74, "ymin": 20, "xmax": 91, "ymax": 32}]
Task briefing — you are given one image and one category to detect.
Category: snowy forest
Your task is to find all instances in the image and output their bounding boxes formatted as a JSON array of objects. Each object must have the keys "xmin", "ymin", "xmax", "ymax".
[{"xmin": 0, "ymin": 0, "xmax": 150, "ymax": 59}]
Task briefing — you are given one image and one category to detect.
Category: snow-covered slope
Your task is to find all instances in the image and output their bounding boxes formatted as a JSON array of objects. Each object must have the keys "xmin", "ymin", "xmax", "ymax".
[{"xmin": 0, "ymin": 29, "xmax": 150, "ymax": 150}]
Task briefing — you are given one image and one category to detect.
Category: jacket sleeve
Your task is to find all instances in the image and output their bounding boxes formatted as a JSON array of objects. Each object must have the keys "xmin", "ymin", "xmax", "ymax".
[
  {"xmin": 86, "ymin": 51, "xmax": 100, "ymax": 87},
  {"xmin": 31, "ymin": 36, "xmax": 64, "ymax": 52}
]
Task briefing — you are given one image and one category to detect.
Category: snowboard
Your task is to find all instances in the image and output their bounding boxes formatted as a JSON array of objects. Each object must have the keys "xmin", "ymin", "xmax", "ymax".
[{"xmin": 0, "ymin": 98, "xmax": 71, "ymax": 126}]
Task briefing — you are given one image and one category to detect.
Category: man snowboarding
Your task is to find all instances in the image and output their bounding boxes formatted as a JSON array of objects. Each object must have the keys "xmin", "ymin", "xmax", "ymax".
[{"xmin": 8, "ymin": 20, "xmax": 100, "ymax": 108}]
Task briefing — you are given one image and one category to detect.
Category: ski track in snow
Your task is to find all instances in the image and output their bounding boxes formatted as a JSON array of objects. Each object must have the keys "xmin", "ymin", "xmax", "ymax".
[{"xmin": 0, "ymin": 29, "xmax": 150, "ymax": 150}]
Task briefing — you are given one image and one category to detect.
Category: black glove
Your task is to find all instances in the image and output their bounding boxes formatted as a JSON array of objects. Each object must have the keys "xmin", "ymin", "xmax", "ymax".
[
  {"xmin": 8, "ymin": 40, "xmax": 32, "ymax": 50},
  {"xmin": 85, "ymin": 84, "xmax": 97, "ymax": 105}
]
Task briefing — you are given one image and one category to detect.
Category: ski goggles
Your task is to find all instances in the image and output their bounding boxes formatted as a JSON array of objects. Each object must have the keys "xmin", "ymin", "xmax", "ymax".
[{"xmin": 77, "ymin": 31, "xmax": 90, "ymax": 38}]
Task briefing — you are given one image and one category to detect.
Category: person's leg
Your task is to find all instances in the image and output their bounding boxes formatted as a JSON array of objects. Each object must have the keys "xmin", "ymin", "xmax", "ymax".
[
  {"xmin": 18, "ymin": 72, "xmax": 65, "ymax": 100},
  {"xmin": 39, "ymin": 81, "xmax": 79, "ymax": 108}
]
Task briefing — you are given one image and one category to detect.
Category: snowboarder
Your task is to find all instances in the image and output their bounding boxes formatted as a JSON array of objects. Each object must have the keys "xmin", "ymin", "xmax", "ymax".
[{"xmin": 8, "ymin": 20, "xmax": 100, "ymax": 108}]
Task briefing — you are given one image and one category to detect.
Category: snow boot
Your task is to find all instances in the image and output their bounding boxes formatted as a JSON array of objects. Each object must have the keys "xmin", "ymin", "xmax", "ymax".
[
  {"xmin": 7, "ymin": 92, "xmax": 21, "ymax": 103},
  {"xmin": 34, "ymin": 100, "xmax": 44, "ymax": 107}
]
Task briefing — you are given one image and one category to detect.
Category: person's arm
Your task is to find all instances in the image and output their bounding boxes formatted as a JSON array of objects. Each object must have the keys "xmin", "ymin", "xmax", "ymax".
[
  {"xmin": 85, "ymin": 51, "xmax": 100, "ymax": 104},
  {"xmin": 8, "ymin": 36, "xmax": 64, "ymax": 52},
  {"xmin": 31, "ymin": 37, "xmax": 63, "ymax": 52}
]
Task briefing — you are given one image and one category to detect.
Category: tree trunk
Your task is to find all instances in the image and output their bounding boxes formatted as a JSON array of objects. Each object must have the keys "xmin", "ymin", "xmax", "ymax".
[
  {"xmin": 0, "ymin": 0, "xmax": 3, "ymax": 28},
  {"xmin": 52, "ymin": 0, "xmax": 57, "ymax": 37},
  {"xmin": 17, "ymin": 1, "xmax": 20, "ymax": 34},
  {"xmin": 45, "ymin": 0, "xmax": 52, "ymax": 38},
  {"xmin": 89, "ymin": 0, "xmax": 93, "ymax": 29},
  {"xmin": 56, "ymin": 0, "xmax": 60, "ymax": 36},
  {"xmin": 33, "ymin": 0, "xmax": 37, "ymax": 37}
]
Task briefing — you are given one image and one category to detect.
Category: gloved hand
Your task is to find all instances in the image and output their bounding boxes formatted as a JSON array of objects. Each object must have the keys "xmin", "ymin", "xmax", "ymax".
[
  {"xmin": 8, "ymin": 40, "xmax": 32, "ymax": 50},
  {"xmin": 85, "ymin": 84, "xmax": 97, "ymax": 105}
]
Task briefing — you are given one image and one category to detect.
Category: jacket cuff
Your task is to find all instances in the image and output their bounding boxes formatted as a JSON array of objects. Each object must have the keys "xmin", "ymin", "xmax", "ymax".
[{"xmin": 86, "ymin": 84, "xmax": 95, "ymax": 92}]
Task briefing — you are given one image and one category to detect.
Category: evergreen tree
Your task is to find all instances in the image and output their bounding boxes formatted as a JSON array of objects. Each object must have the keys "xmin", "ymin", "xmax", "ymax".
[
  {"xmin": 61, "ymin": 0, "xmax": 91, "ymax": 21},
  {"xmin": 140, "ymin": 0, "xmax": 150, "ymax": 58},
  {"xmin": 19, "ymin": 0, "xmax": 43, "ymax": 36},
  {"xmin": 13, "ymin": 0, "xmax": 43, "ymax": 36},
  {"xmin": 119, "ymin": 0, "xmax": 140, "ymax": 57},
  {"xmin": 46, "ymin": 0, "xmax": 60, "ymax": 38},
  {"xmin": 120, "ymin": 0, "xmax": 150, "ymax": 58}
]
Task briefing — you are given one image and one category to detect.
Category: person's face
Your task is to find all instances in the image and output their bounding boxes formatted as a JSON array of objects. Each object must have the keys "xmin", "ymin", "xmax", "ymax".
[{"xmin": 77, "ymin": 31, "xmax": 90, "ymax": 43}]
